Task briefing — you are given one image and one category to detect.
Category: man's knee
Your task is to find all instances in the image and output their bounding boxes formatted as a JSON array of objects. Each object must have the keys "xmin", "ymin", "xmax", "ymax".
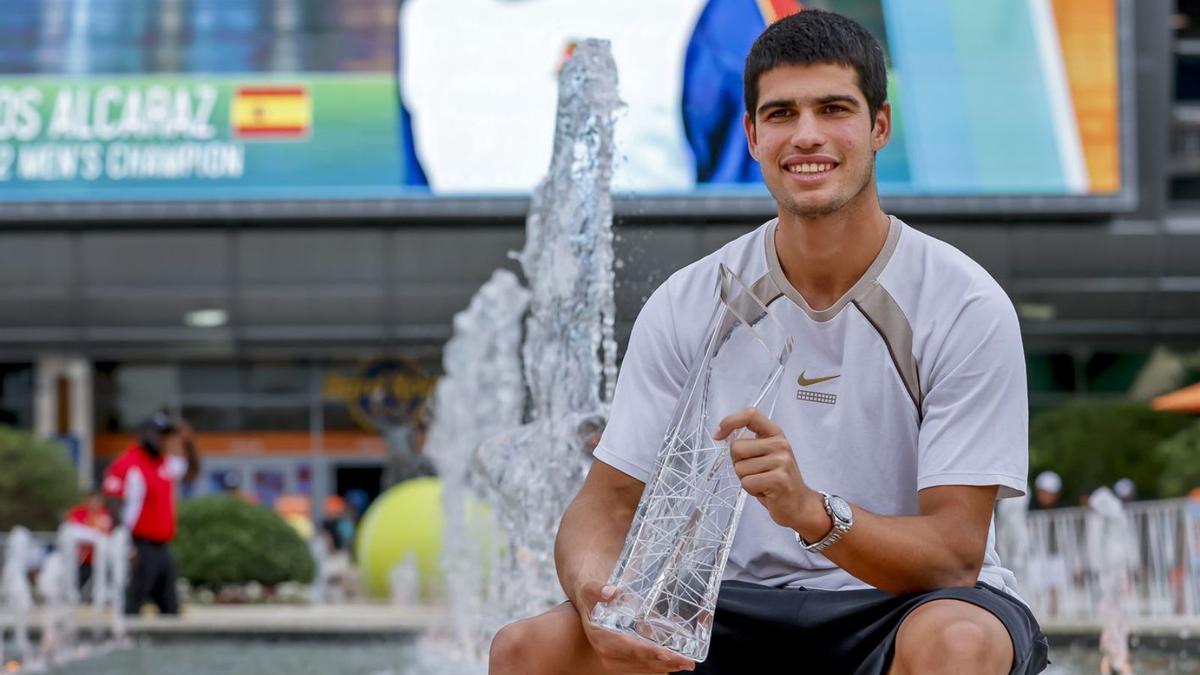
[
  {"xmin": 489, "ymin": 605, "xmax": 604, "ymax": 672},
  {"xmin": 489, "ymin": 606, "xmax": 590, "ymax": 675},
  {"xmin": 891, "ymin": 601, "xmax": 1012, "ymax": 675},
  {"xmin": 490, "ymin": 620, "xmax": 535, "ymax": 675}
]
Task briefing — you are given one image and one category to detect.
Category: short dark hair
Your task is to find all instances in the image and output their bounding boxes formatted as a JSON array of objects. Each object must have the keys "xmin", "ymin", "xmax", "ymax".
[{"xmin": 743, "ymin": 9, "xmax": 887, "ymax": 122}]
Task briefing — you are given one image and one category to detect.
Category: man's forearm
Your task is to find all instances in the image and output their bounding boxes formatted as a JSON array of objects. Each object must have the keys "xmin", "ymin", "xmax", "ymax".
[
  {"xmin": 815, "ymin": 509, "xmax": 982, "ymax": 594},
  {"xmin": 717, "ymin": 410, "xmax": 995, "ymax": 597},
  {"xmin": 182, "ymin": 439, "xmax": 200, "ymax": 485},
  {"xmin": 554, "ymin": 488, "xmax": 637, "ymax": 610},
  {"xmin": 791, "ymin": 486, "xmax": 996, "ymax": 595}
]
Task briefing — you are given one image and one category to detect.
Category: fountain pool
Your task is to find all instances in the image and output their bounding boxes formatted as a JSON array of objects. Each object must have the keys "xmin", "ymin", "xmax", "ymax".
[{"xmin": 22, "ymin": 636, "xmax": 1197, "ymax": 675}]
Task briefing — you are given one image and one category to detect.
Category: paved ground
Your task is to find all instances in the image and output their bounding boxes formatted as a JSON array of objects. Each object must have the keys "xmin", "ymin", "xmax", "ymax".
[
  {"xmin": 1041, "ymin": 615, "xmax": 1200, "ymax": 638},
  {"xmin": 0, "ymin": 604, "xmax": 447, "ymax": 639},
  {"xmin": 128, "ymin": 604, "xmax": 448, "ymax": 636},
  {"xmin": 135, "ymin": 606, "xmax": 1200, "ymax": 639},
  {"xmin": 4, "ymin": 603, "xmax": 1200, "ymax": 640}
]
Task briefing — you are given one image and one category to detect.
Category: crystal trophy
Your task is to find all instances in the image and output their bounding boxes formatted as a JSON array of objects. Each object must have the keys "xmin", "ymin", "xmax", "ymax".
[{"xmin": 591, "ymin": 263, "xmax": 794, "ymax": 662}]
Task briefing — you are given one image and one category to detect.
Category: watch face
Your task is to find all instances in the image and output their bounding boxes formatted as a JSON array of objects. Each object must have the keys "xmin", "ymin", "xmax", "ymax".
[{"xmin": 830, "ymin": 497, "xmax": 853, "ymax": 523}]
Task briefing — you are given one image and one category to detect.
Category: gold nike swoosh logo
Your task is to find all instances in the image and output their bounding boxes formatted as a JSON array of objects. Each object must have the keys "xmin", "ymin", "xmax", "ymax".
[{"xmin": 797, "ymin": 371, "xmax": 840, "ymax": 387}]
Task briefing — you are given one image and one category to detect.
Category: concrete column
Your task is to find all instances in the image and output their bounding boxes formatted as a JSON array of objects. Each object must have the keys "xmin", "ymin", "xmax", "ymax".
[
  {"xmin": 33, "ymin": 356, "xmax": 58, "ymax": 441},
  {"xmin": 34, "ymin": 355, "xmax": 94, "ymax": 489}
]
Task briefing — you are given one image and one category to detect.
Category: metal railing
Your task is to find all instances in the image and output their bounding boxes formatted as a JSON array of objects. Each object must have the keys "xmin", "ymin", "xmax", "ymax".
[{"xmin": 1010, "ymin": 498, "xmax": 1200, "ymax": 621}]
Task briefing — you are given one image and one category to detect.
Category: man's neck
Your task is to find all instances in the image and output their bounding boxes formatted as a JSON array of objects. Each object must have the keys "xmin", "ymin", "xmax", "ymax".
[{"xmin": 773, "ymin": 195, "xmax": 891, "ymax": 312}]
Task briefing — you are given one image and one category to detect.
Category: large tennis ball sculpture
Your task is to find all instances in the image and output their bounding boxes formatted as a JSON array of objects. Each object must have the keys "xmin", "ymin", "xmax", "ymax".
[{"xmin": 356, "ymin": 477, "xmax": 446, "ymax": 600}]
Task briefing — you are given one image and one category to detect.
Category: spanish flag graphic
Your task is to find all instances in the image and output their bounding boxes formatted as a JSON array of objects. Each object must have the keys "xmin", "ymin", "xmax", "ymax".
[{"xmin": 231, "ymin": 86, "xmax": 311, "ymax": 140}]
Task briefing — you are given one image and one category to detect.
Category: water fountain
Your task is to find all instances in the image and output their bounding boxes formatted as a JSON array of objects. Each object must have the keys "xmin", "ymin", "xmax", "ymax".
[
  {"xmin": 2, "ymin": 526, "xmax": 35, "ymax": 666},
  {"xmin": 388, "ymin": 552, "xmax": 421, "ymax": 607},
  {"xmin": 468, "ymin": 34, "xmax": 620, "ymax": 629},
  {"xmin": 1, "ymin": 523, "xmax": 132, "ymax": 672},
  {"xmin": 993, "ymin": 487, "xmax": 1199, "ymax": 674},
  {"xmin": 1087, "ymin": 487, "xmax": 1138, "ymax": 675},
  {"xmin": 422, "ymin": 269, "xmax": 529, "ymax": 666},
  {"xmin": 91, "ymin": 525, "xmax": 130, "ymax": 641},
  {"xmin": 34, "ymin": 535, "xmax": 72, "ymax": 667},
  {"xmin": 409, "ymin": 38, "xmax": 621, "ymax": 673},
  {"xmin": 308, "ymin": 536, "xmax": 332, "ymax": 604}
]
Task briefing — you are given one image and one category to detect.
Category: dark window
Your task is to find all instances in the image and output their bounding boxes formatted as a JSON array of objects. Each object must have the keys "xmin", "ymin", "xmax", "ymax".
[
  {"xmin": 94, "ymin": 362, "xmax": 179, "ymax": 432},
  {"xmin": 180, "ymin": 404, "xmax": 241, "ymax": 432},
  {"xmin": 1084, "ymin": 352, "xmax": 1150, "ymax": 393},
  {"xmin": 0, "ymin": 363, "xmax": 33, "ymax": 429},
  {"xmin": 245, "ymin": 363, "xmax": 312, "ymax": 397},
  {"xmin": 179, "ymin": 364, "xmax": 239, "ymax": 397},
  {"xmin": 241, "ymin": 403, "xmax": 310, "ymax": 431},
  {"xmin": 322, "ymin": 402, "xmax": 363, "ymax": 432}
]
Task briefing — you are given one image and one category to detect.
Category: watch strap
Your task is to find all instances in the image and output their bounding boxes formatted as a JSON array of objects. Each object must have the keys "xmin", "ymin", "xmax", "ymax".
[{"xmin": 796, "ymin": 491, "xmax": 852, "ymax": 553}]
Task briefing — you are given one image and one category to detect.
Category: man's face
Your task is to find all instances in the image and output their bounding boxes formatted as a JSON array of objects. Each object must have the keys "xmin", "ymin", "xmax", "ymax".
[
  {"xmin": 744, "ymin": 63, "xmax": 890, "ymax": 218},
  {"xmin": 162, "ymin": 430, "xmax": 184, "ymax": 454},
  {"xmin": 145, "ymin": 429, "xmax": 179, "ymax": 456},
  {"xmin": 1035, "ymin": 488, "xmax": 1059, "ymax": 508}
]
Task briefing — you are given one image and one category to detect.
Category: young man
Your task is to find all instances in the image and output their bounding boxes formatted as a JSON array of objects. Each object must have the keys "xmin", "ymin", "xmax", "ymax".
[
  {"xmin": 102, "ymin": 410, "xmax": 200, "ymax": 615},
  {"xmin": 490, "ymin": 9, "xmax": 1048, "ymax": 674}
]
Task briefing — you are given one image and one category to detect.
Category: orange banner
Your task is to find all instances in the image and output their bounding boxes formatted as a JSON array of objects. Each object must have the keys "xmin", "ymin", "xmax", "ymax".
[{"xmin": 95, "ymin": 431, "xmax": 385, "ymax": 458}]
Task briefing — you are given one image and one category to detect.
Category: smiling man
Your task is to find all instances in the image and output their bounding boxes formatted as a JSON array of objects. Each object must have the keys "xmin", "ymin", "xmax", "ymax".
[{"xmin": 489, "ymin": 9, "xmax": 1049, "ymax": 675}]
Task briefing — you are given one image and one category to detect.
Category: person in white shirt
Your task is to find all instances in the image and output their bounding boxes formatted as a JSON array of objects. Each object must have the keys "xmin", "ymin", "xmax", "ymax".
[{"xmin": 490, "ymin": 9, "xmax": 1048, "ymax": 674}]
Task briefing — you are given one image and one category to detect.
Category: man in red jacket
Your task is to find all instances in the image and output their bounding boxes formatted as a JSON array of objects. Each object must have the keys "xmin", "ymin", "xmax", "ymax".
[{"xmin": 102, "ymin": 410, "xmax": 200, "ymax": 615}]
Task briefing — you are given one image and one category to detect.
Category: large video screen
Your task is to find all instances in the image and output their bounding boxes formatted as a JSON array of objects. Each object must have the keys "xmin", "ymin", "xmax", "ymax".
[{"xmin": 0, "ymin": 0, "xmax": 1131, "ymax": 218}]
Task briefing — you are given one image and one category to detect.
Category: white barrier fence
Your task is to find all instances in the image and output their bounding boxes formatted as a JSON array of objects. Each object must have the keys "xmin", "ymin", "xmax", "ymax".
[
  {"xmin": 0, "ymin": 524, "xmax": 131, "ymax": 669},
  {"xmin": 1004, "ymin": 498, "xmax": 1200, "ymax": 621}
]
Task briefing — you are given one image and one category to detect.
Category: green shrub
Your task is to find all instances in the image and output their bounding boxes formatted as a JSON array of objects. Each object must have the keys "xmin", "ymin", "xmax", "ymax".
[
  {"xmin": 175, "ymin": 495, "xmax": 315, "ymax": 588},
  {"xmin": 0, "ymin": 426, "xmax": 80, "ymax": 530},
  {"xmin": 1154, "ymin": 421, "xmax": 1200, "ymax": 498},
  {"xmin": 1029, "ymin": 402, "xmax": 1192, "ymax": 503}
]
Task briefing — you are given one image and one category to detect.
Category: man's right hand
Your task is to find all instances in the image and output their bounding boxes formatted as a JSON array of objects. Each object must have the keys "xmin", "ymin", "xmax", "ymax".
[{"xmin": 575, "ymin": 580, "xmax": 697, "ymax": 673}]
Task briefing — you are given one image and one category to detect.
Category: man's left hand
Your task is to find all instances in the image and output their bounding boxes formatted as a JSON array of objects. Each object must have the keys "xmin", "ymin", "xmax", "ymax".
[{"xmin": 714, "ymin": 407, "xmax": 821, "ymax": 534}]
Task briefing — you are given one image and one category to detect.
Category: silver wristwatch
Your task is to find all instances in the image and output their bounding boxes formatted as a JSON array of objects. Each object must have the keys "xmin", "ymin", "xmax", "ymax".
[{"xmin": 796, "ymin": 492, "xmax": 854, "ymax": 552}]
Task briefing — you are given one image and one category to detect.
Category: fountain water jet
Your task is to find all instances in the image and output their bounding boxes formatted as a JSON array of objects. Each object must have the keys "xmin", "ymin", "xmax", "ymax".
[
  {"xmin": 468, "ymin": 36, "xmax": 621, "ymax": 629},
  {"xmin": 1088, "ymin": 487, "xmax": 1137, "ymax": 675},
  {"xmin": 1, "ymin": 523, "xmax": 132, "ymax": 672},
  {"xmin": 1, "ymin": 527, "xmax": 35, "ymax": 665},
  {"xmin": 409, "ymin": 38, "xmax": 621, "ymax": 674},
  {"xmin": 423, "ymin": 269, "xmax": 529, "ymax": 665}
]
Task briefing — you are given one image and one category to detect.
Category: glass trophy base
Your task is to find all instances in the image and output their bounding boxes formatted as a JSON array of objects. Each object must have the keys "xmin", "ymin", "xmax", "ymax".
[{"xmin": 592, "ymin": 596, "xmax": 708, "ymax": 661}]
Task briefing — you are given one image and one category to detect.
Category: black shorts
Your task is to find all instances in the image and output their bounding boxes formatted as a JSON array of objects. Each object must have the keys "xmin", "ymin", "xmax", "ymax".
[{"xmin": 685, "ymin": 581, "xmax": 1049, "ymax": 675}]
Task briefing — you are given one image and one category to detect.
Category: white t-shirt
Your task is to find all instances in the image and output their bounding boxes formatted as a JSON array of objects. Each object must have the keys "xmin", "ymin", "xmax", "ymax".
[{"xmin": 595, "ymin": 216, "xmax": 1028, "ymax": 595}]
